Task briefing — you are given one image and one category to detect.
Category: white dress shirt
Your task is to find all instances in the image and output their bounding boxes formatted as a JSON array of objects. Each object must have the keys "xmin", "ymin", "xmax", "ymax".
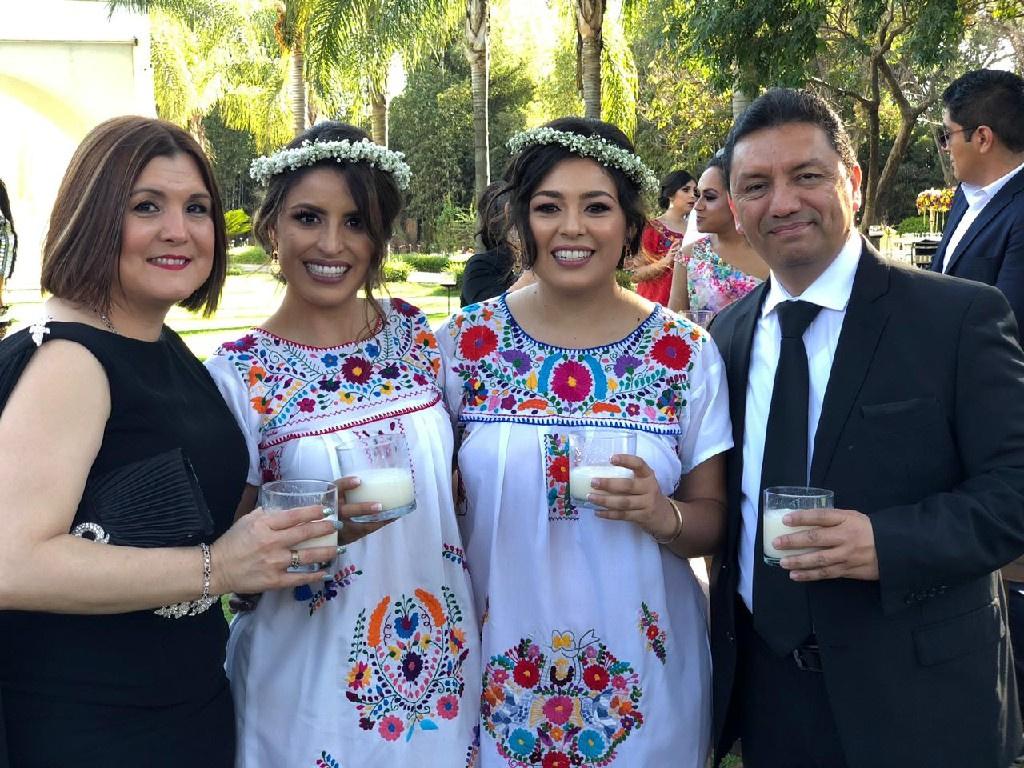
[
  {"xmin": 737, "ymin": 230, "xmax": 862, "ymax": 610},
  {"xmin": 942, "ymin": 161, "xmax": 1024, "ymax": 272}
]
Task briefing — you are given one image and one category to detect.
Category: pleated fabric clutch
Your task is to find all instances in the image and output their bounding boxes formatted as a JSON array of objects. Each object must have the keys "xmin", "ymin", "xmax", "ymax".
[{"xmin": 76, "ymin": 447, "xmax": 215, "ymax": 548}]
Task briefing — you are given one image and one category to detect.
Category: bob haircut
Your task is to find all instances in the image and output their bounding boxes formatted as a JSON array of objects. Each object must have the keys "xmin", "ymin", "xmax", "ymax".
[
  {"xmin": 502, "ymin": 117, "xmax": 647, "ymax": 271},
  {"xmin": 251, "ymin": 121, "xmax": 404, "ymax": 302},
  {"xmin": 41, "ymin": 116, "xmax": 227, "ymax": 316}
]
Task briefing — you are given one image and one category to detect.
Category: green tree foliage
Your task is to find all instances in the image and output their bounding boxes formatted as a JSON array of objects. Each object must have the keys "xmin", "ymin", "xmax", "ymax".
[{"xmin": 389, "ymin": 43, "xmax": 532, "ymax": 244}]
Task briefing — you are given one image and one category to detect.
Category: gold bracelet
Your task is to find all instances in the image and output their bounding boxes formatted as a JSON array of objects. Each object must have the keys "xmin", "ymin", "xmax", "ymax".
[{"xmin": 653, "ymin": 496, "xmax": 684, "ymax": 545}]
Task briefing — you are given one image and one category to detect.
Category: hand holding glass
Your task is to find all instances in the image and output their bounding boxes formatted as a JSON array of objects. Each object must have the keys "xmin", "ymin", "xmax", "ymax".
[
  {"xmin": 259, "ymin": 479, "xmax": 338, "ymax": 572},
  {"xmin": 335, "ymin": 433, "xmax": 416, "ymax": 523},
  {"xmin": 762, "ymin": 486, "xmax": 833, "ymax": 565},
  {"xmin": 568, "ymin": 430, "xmax": 637, "ymax": 509}
]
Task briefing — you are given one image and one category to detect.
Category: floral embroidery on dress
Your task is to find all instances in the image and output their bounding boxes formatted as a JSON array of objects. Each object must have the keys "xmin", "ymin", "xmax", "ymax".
[
  {"xmin": 314, "ymin": 751, "xmax": 342, "ymax": 768},
  {"xmin": 346, "ymin": 587, "xmax": 470, "ymax": 742},
  {"xmin": 445, "ymin": 299, "xmax": 702, "ymax": 435},
  {"xmin": 685, "ymin": 236, "xmax": 762, "ymax": 313},
  {"xmin": 543, "ymin": 434, "xmax": 576, "ymax": 521},
  {"xmin": 464, "ymin": 724, "xmax": 481, "ymax": 768},
  {"xmin": 294, "ymin": 563, "xmax": 363, "ymax": 616},
  {"xmin": 216, "ymin": 300, "xmax": 442, "ymax": 451},
  {"xmin": 481, "ymin": 630, "xmax": 644, "ymax": 767},
  {"xmin": 638, "ymin": 602, "xmax": 667, "ymax": 664},
  {"xmin": 443, "ymin": 543, "xmax": 469, "ymax": 570}
]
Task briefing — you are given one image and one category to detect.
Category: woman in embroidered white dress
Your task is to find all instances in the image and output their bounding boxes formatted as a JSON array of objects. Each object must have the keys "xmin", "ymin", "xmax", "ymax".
[
  {"xmin": 439, "ymin": 118, "xmax": 731, "ymax": 768},
  {"xmin": 206, "ymin": 122, "xmax": 480, "ymax": 768}
]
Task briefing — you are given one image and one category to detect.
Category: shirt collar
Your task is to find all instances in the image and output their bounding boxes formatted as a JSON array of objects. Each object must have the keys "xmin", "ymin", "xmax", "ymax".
[
  {"xmin": 961, "ymin": 160, "xmax": 1024, "ymax": 208},
  {"xmin": 762, "ymin": 229, "xmax": 862, "ymax": 318}
]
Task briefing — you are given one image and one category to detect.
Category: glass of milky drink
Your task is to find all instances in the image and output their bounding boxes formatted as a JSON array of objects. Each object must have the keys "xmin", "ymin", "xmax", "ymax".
[
  {"xmin": 335, "ymin": 433, "xmax": 416, "ymax": 523},
  {"xmin": 259, "ymin": 479, "xmax": 339, "ymax": 572},
  {"xmin": 762, "ymin": 486, "xmax": 834, "ymax": 565},
  {"xmin": 568, "ymin": 429, "xmax": 638, "ymax": 510}
]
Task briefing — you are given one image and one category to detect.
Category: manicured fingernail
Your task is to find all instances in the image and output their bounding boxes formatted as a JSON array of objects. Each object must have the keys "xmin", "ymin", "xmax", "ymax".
[
  {"xmin": 336, "ymin": 545, "xmax": 346, "ymax": 555},
  {"xmin": 371, "ymin": 503, "xmax": 383, "ymax": 512},
  {"xmin": 332, "ymin": 519, "xmax": 344, "ymax": 531},
  {"xmin": 322, "ymin": 507, "xmax": 334, "ymax": 518}
]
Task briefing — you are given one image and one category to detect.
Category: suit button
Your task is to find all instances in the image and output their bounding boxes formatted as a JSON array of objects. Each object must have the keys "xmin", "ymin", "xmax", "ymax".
[{"xmin": 726, "ymin": 631, "xmax": 735, "ymax": 642}]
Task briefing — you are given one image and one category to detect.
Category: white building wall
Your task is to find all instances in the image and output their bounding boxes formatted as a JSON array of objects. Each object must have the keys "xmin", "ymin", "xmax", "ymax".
[{"xmin": 0, "ymin": 0, "xmax": 153, "ymax": 290}]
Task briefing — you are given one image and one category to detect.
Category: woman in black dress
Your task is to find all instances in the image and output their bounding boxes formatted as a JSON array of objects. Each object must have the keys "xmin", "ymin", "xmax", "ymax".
[{"xmin": 0, "ymin": 117, "xmax": 339, "ymax": 767}]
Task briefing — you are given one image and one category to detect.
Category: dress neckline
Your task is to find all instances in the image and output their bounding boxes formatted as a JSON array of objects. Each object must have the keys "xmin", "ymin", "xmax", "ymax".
[
  {"xmin": 253, "ymin": 303, "xmax": 389, "ymax": 352},
  {"xmin": 498, "ymin": 293, "xmax": 659, "ymax": 353}
]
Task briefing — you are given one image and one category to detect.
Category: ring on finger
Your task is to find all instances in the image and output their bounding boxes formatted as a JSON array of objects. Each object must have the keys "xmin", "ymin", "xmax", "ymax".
[{"xmin": 289, "ymin": 549, "xmax": 301, "ymax": 569}]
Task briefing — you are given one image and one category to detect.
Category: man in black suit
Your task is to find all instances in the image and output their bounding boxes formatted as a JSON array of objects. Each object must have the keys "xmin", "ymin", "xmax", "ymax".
[
  {"xmin": 931, "ymin": 69, "xmax": 1024, "ymax": 333},
  {"xmin": 710, "ymin": 88, "xmax": 1024, "ymax": 768}
]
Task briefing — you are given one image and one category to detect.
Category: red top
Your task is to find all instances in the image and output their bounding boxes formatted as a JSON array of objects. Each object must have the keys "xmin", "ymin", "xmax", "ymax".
[{"xmin": 634, "ymin": 219, "xmax": 686, "ymax": 305}]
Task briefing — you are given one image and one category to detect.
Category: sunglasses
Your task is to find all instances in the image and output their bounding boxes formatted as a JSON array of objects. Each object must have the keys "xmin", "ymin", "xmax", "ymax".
[{"xmin": 936, "ymin": 126, "xmax": 976, "ymax": 150}]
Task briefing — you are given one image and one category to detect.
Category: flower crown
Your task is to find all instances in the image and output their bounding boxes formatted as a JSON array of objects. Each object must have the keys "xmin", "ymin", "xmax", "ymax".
[
  {"xmin": 249, "ymin": 138, "xmax": 412, "ymax": 190},
  {"xmin": 507, "ymin": 126, "xmax": 658, "ymax": 194}
]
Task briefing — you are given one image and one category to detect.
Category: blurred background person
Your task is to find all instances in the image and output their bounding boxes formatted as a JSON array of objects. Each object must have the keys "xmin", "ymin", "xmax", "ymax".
[
  {"xmin": 461, "ymin": 180, "xmax": 518, "ymax": 306},
  {"xmin": 668, "ymin": 156, "xmax": 768, "ymax": 314},
  {"xmin": 0, "ymin": 180, "xmax": 17, "ymax": 339},
  {"xmin": 630, "ymin": 168, "xmax": 697, "ymax": 304}
]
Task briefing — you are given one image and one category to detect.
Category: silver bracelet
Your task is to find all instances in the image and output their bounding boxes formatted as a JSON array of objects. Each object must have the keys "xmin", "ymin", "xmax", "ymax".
[{"xmin": 153, "ymin": 543, "xmax": 217, "ymax": 619}]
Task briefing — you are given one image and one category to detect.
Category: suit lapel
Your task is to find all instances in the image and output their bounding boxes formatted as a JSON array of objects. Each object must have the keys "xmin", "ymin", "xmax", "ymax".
[
  {"xmin": 945, "ymin": 168, "xmax": 1024, "ymax": 274},
  {"xmin": 810, "ymin": 246, "xmax": 890, "ymax": 486},
  {"xmin": 932, "ymin": 187, "xmax": 966, "ymax": 272}
]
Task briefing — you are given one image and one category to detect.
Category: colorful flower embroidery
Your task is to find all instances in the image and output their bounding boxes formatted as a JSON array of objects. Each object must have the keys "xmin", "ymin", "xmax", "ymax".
[
  {"xmin": 294, "ymin": 563, "xmax": 363, "ymax": 616},
  {"xmin": 442, "ymin": 543, "xmax": 469, "ymax": 570},
  {"xmin": 638, "ymin": 602, "xmax": 667, "ymax": 664},
  {"xmin": 346, "ymin": 587, "xmax": 469, "ymax": 742},
  {"xmin": 543, "ymin": 434, "xmax": 576, "ymax": 521},
  {"xmin": 482, "ymin": 630, "xmax": 644, "ymax": 767},
  {"xmin": 213, "ymin": 300, "xmax": 442, "ymax": 450},
  {"xmin": 314, "ymin": 751, "xmax": 342, "ymax": 768},
  {"xmin": 445, "ymin": 298, "xmax": 700, "ymax": 435}
]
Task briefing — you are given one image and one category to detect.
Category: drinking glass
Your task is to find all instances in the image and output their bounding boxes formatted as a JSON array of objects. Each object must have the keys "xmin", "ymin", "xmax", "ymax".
[
  {"xmin": 260, "ymin": 479, "xmax": 338, "ymax": 572},
  {"xmin": 682, "ymin": 309, "xmax": 715, "ymax": 328},
  {"xmin": 335, "ymin": 433, "xmax": 416, "ymax": 523},
  {"xmin": 762, "ymin": 486, "xmax": 834, "ymax": 566},
  {"xmin": 568, "ymin": 429, "xmax": 637, "ymax": 510}
]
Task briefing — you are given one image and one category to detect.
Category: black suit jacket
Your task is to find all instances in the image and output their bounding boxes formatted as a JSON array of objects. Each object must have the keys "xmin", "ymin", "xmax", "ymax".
[
  {"xmin": 931, "ymin": 169, "xmax": 1024, "ymax": 336},
  {"xmin": 710, "ymin": 243, "xmax": 1024, "ymax": 768}
]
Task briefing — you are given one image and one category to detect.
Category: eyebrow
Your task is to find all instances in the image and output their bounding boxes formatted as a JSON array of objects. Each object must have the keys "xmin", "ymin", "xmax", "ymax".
[
  {"xmin": 735, "ymin": 159, "xmax": 828, "ymax": 181},
  {"xmin": 530, "ymin": 189, "xmax": 615, "ymax": 200},
  {"xmin": 129, "ymin": 187, "xmax": 211, "ymax": 201},
  {"xmin": 286, "ymin": 201, "xmax": 361, "ymax": 216}
]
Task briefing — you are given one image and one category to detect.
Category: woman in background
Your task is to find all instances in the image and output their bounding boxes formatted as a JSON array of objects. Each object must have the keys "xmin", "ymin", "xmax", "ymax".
[
  {"xmin": 630, "ymin": 169, "xmax": 696, "ymax": 304},
  {"xmin": 668, "ymin": 156, "xmax": 767, "ymax": 314}
]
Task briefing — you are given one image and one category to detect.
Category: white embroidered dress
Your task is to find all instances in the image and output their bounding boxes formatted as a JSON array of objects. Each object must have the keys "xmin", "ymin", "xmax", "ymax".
[
  {"xmin": 438, "ymin": 298, "xmax": 731, "ymax": 768},
  {"xmin": 206, "ymin": 299, "xmax": 481, "ymax": 768}
]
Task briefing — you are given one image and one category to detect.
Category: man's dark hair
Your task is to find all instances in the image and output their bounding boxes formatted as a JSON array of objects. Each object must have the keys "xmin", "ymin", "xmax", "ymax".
[
  {"xmin": 943, "ymin": 69, "xmax": 1024, "ymax": 152},
  {"xmin": 722, "ymin": 88, "xmax": 856, "ymax": 189}
]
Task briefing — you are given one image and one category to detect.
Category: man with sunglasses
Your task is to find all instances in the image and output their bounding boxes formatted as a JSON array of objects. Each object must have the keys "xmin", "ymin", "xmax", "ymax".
[
  {"xmin": 932, "ymin": 69, "xmax": 1024, "ymax": 766},
  {"xmin": 932, "ymin": 69, "xmax": 1024, "ymax": 337}
]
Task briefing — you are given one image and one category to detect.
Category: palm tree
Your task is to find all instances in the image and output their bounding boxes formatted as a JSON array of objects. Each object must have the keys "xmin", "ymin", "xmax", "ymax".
[
  {"xmin": 575, "ymin": 0, "xmax": 605, "ymax": 119},
  {"xmin": 465, "ymin": 0, "xmax": 489, "ymax": 201}
]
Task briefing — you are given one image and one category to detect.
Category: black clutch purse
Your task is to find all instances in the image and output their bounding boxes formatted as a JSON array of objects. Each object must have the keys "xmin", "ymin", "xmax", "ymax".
[{"xmin": 74, "ymin": 447, "xmax": 215, "ymax": 547}]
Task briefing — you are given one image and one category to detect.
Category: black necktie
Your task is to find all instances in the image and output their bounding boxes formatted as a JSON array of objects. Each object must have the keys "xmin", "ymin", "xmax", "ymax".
[{"xmin": 754, "ymin": 299, "xmax": 822, "ymax": 656}]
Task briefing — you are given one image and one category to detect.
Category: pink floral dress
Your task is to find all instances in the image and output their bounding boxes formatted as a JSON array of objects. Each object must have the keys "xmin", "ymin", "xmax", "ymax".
[
  {"xmin": 438, "ymin": 298, "xmax": 732, "ymax": 767},
  {"xmin": 205, "ymin": 299, "xmax": 481, "ymax": 768},
  {"xmin": 682, "ymin": 235, "xmax": 763, "ymax": 313}
]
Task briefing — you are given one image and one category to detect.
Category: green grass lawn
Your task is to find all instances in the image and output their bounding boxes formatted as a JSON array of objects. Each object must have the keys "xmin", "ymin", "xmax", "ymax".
[{"xmin": 5, "ymin": 273, "xmax": 461, "ymax": 360}]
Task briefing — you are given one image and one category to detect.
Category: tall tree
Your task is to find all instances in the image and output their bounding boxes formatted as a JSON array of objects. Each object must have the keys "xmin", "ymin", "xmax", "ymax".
[
  {"xmin": 688, "ymin": 0, "xmax": 1008, "ymax": 228},
  {"xmin": 575, "ymin": 0, "xmax": 606, "ymax": 119},
  {"xmin": 465, "ymin": 0, "xmax": 490, "ymax": 202}
]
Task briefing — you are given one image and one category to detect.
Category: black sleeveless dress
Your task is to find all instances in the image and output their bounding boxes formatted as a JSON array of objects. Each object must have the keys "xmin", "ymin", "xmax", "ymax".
[{"xmin": 0, "ymin": 322, "xmax": 247, "ymax": 768}]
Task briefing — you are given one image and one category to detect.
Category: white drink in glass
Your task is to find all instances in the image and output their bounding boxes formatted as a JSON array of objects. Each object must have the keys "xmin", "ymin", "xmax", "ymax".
[
  {"xmin": 762, "ymin": 508, "xmax": 822, "ymax": 564},
  {"xmin": 346, "ymin": 467, "xmax": 415, "ymax": 522},
  {"xmin": 570, "ymin": 464, "xmax": 634, "ymax": 503}
]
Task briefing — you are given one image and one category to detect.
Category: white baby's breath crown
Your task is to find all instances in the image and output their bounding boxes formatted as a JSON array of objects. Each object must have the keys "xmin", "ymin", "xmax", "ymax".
[
  {"xmin": 249, "ymin": 138, "xmax": 412, "ymax": 190},
  {"xmin": 507, "ymin": 126, "xmax": 659, "ymax": 194}
]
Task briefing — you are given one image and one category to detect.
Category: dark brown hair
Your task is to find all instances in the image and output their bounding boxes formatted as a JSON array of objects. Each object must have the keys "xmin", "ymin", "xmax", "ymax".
[
  {"xmin": 502, "ymin": 117, "xmax": 647, "ymax": 270},
  {"xmin": 41, "ymin": 116, "xmax": 227, "ymax": 316},
  {"xmin": 252, "ymin": 122, "xmax": 404, "ymax": 302}
]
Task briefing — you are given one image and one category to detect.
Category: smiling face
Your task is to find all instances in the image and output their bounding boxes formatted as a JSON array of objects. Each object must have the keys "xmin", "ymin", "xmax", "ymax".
[
  {"xmin": 270, "ymin": 167, "xmax": 376, "ymax": 312},
  {"xmin": 729, "ymin": 122, "xmax": 861, "ymax": 293},
  {"xmin": 527, "ymin": 157, "xmax": 628, "ymax": 293},
  {"xmin": 114, "ymin": 153, "xmax": 215, "ymax": 313},
  {"xmin": 693, "ymin": 166, "xmax": 732, "ymax": 234}
]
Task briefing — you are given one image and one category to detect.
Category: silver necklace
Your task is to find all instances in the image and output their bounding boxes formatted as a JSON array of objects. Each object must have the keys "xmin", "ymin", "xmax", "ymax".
[{"xmin": 96, "ymin": 311, "xmax": 119, "ymax": 336}]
